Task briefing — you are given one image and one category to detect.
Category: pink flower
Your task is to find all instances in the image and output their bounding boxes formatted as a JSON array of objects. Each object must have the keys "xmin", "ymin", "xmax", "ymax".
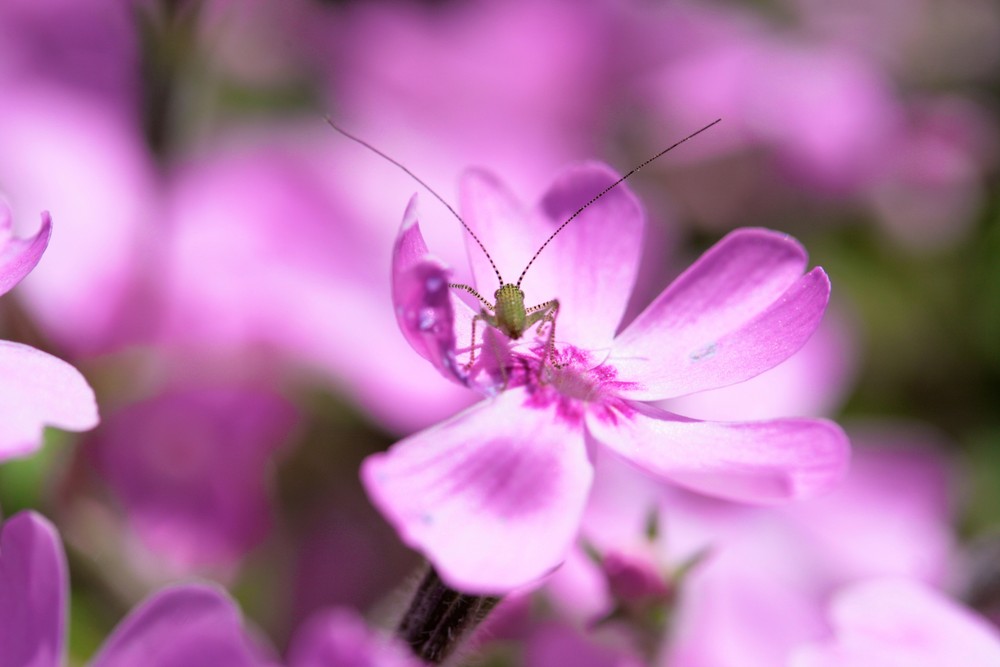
[
  {"xmin": 0, "ymin": 90, "xmax": 158, "ymax": 355},
  {"xmin": 790, "ymin": 578, "xmax": 1000, "ymax": 667},
  {"xmin": 325, "ymin": 0, "xmax": 611, "ymax": 192},
  {"xmin": 646, "ymin": 33, "xmax": 901, "ymax": 193},
  {"xmin": 158, "ymin": 133, "xmax": 471, "ymax": 433},
  {"xmin": 87, "ymin": 386, "xmax": 298, "ymax": 573},
  {"xmin": 0, "ymin": 0, "xmax": 138, "ymax": 109},
  {"xmin": 525, "ymin": 622, "xmax": 644, "ymax": 667},
  {"xmin": 0, "ymin": 203, "xmax": 98, "ymax": 461},
  {"xmin": 362, "ymin": 164, "xmax": 850, "ymax": 592},
  {"xmin": 0, "ymin": 511, "xmax": 276, "ymax": 667},
  {"xmin": 545, "ymin": 430, "xmax": 954, "ymax": 667},
  {"xmin": 287, "ymin": 608, "xmax": 420, "ymax": 667}
]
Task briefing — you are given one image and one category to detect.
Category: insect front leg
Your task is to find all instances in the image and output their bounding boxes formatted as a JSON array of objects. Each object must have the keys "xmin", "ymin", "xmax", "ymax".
[
  {"xmin": 449, "ymin": 283, "xmax": 494, "ymax": 312},
  {"xmin": 525, "ymin": 299, "xmax": 562, "ymax": 371},
  {"xmin": 449, "ymin": 283, "xmax": 495, "ymax": 370}
]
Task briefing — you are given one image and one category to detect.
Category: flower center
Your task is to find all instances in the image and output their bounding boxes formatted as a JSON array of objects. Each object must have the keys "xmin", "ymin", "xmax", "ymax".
[{"xmin": 513, "ymin": 345, "xmax": 637, "ymax": 427}]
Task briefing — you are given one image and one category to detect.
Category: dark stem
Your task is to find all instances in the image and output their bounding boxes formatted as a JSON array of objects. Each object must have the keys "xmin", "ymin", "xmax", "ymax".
[
  {"xmin": 135, "ymin": 0, "xmax": 201, "ymax": 157},
  {"xmin": 396, "ymin": 566, "xmax": 502, "ymax": 664}
]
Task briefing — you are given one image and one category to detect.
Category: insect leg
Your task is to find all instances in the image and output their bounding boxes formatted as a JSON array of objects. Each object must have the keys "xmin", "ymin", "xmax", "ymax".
[
  {"xmin": 448, "ymin": 283, "xmax": 496, "ymax": 370},
  {"xmin": 525, "ymin": 299, "xmax": 562, "ymax": 370},
  {"xmin": 465, "ymin": 312, "xmax": 481, "ymax": 370},
  {"xmin": 464, "ymin": 310, "xmax": 503, "ymax": 371}
]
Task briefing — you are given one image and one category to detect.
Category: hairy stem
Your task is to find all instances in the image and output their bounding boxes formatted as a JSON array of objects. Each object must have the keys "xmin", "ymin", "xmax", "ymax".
[{"xmin": 396, "ymin": 566, "xmax": 501, "ymax": 664}]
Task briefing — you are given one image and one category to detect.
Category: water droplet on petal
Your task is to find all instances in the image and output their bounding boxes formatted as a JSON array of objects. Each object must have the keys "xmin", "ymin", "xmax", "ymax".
[{"xmin": 418, "ymin": 308, "xmax": 437, "ymax": 331}]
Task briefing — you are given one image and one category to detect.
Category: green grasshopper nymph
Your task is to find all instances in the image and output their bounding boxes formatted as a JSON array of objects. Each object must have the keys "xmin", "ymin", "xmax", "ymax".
[{"xmin": 327, "ymin": 118, "xmax": 721, "ymax": 380}]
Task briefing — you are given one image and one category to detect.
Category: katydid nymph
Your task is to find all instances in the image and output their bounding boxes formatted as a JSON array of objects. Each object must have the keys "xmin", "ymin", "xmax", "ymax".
[{"xmin": 327, "ymin": 118, "xmax": 721, "ymax": 383}]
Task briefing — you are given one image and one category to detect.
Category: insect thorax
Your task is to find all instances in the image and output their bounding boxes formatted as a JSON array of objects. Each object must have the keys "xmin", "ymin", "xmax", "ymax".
[{"xmin": 494, "ymin": 283, "xmax": 527, "ymax": 339}]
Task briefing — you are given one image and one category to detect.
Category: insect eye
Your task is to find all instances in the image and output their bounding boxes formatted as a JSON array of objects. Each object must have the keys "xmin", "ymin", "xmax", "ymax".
[{"xmin": 494, "ymin": 289, "xmax": 501, "ymax": 298}]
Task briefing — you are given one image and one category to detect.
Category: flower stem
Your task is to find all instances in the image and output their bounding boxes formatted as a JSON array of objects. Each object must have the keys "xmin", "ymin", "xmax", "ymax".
[{"xmin": 396, "ymin": 565, "xmax": 501, "ymax": 664}]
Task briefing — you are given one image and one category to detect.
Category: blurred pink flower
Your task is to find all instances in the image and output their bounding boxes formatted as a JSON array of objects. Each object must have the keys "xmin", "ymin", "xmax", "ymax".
[
  {"xmin": 0, "ymin": 511, "xmax": 276, "ymax": 667},
  {"xmin": 790, "ymin": 578, "xmax": 1000, "ymax": 667},
  {"xmin": 88, "ymin": 386, "xmax": 298, "ymax": 573},
  {"xmin": 325, "ymin": 0, "xmax": 611, "ymax": 194},
  {"xmin": 0, "ymin": 0, "xmax": 154, "ymax": 356},
  {"xmin": 363, "ymin": 164, "xmax": 848, "ymax": 593},
  {"xmin": 525, "ymin": 622, "xmax": 644, "ymax": 667},
  {"xmin": 547, "ymin": 428, "xmax": 954, "ymax": 667},
  {"xmin": 0, "ymin": 90, "xmax": 159, "ymax": 355},
  {"xmin": 157, "ymin": 129, "xmax": 472, "ymax": 433},
  {"xmin": 626, "ymin": 2, "xmax": 996, "ymax": 243},
  {"xmin": 868, "ymin": 97, "xmax": 995, "ymax": 249},
  {"xmin": 0, "ymin": 512, "xmax": 64, "ymax": 666},
  {"xmin": 290, "ymin": 497, "xmax": 419, "ymax": 630},
  {"xmin": 0, "ymin": 204, "xmax": 98, "ymax": 461},
  {"xmin": 645, "ymin": 29, "xmax": 900, "ymax": 193},
  {"xmin": 0, "ymin": 0, "xmax": 139, "ymax": 111},
  {"xmin": 286, "ymin": 608, "xmax": 420, "ymax": 667}
]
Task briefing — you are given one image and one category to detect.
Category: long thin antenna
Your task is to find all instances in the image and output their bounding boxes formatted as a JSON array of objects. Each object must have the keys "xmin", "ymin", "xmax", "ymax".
[
  {"xmin": 325, "ymin": 117, "xmax": 505, "ymax": 286},
  {"xmin": 516, "ymin": 118, "xmax": 722, "ymax": 288}
]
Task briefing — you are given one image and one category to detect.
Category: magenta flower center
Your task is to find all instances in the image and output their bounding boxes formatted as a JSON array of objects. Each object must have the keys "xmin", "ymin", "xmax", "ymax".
[{"xmin": 508, "ymin": 344, "xmax": 637, "ymax": 427}]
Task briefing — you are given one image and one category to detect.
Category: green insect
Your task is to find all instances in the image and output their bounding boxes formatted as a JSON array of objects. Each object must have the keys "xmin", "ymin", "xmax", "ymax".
[{"xmin": 327, "ymin": 118, "xmax": 721, "ymax": 377}]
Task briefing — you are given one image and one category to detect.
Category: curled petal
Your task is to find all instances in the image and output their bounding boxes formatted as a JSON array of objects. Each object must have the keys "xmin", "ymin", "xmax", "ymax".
[
  {"xmin": 791, "ymin": 579, "xmax": 1000, "ymax": 667},
  {"xmin": 392, "ymin": 197, "xmax": 515, "ymax": 393},
  {"xmin": 586, "ymin": 402, "xmax": 849, "ymax": 503},
  {"xmin": 90, "ymin": 585, "xmax": 276, "ymax": 667},
  {"xmin": 0, "ymin": 207, "xmax": 51, "ymax": 298},
  {"xmin": 362, "ymin": 388, "xmax": 593, "ymax": 593},
  {"xmin": 0, "ymin": 341, "xmax": 99, "ymax": 461},
  {"xmin": 612, "ymin": 228, "xmax": 829, "ymax": 400},
  {"xmin": 392, "ymin": 197, "xmax": 465, "ymax": 384},
  {"xmin": 0, "ymin": 511, "xmax": 67, "ymax": 667}
]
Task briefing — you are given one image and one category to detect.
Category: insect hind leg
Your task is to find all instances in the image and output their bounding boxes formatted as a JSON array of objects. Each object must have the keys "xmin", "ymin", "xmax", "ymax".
[{"xmin": 525, "ymin": 299, "xmax": 562, "ymax": 371}]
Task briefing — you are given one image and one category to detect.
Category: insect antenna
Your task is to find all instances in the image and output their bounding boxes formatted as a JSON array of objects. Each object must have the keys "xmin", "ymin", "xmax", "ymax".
[
  {"xmin": 515, "ymin": 118, "xmax": 722, "ymax": 288},
  {"xmin": 325, "ymin": 117, "xmax": 505, "ymax": 286}
]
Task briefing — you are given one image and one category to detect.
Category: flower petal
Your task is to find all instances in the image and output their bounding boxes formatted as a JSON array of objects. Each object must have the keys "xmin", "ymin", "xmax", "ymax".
[
  {"xmin": 90, "ymin": 584, "xmax": 276, "ymax": 667},
  {"xmin": 658, "ymin": 312, "xmax": 855, "ymax": 421},
  {"xmin": 458, "ymin": 169, "xmax": 538, "ymax": 292},
  {"xmin": 790, "ymin": 579, "xmax": 1000, "ymax": 667},
  {"xmin": 612, "ymin": 228, "xmax": 829, "ymax": 400},
  {"xmin": 586, "ymin": 402, "xmax": 849, "ymax": 503},
  {"xmin": 362, "ymin": 388, "xmax": 593, "ymax": 593},
  {"xmin": 392, "ymin": 197, "xmax": 519, "ymax": 394},
  {"xmin": 392, "ymin": 196, "xmax": 466, "ymax": 384},
  {"xmin": 0, "ymin": 341, "xmax": 99, "ymax": 462},
  {"xmin": 0, "ymin": 511, "xmax": 67, "ymax": 667},
  {"xmin": 0, "ymin": 207, "xmax": 51, "ymax": 298},
  {"xmin": 459, "ymin": 165, "xmax": 644, "ymax": 349},
  {"xmin": 529, "ymin": 164, "xmax": 644, "ymax": 349}
]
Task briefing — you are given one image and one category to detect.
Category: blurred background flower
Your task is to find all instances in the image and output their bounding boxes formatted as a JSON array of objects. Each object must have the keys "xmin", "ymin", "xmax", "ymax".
[{"xmin": 0, "ymin": 0, "xmax": 998, "ymax": 664}]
